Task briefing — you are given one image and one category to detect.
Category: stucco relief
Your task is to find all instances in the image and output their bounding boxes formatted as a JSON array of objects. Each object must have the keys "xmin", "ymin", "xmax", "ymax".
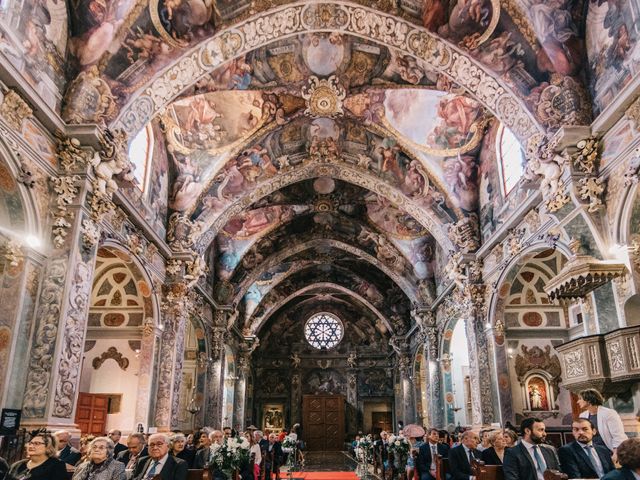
[{"xmin": 114, "ymin": 2, "xmax": 539, "ymax": 141}]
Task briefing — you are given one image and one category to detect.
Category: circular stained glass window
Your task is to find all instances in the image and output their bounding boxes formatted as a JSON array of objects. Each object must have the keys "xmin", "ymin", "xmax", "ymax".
[{"xmin": 304, "ymin": 313, "xmax": 344, "ymax": 350}]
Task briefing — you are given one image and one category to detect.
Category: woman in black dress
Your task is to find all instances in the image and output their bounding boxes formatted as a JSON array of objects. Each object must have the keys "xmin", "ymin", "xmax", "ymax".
[
  {"xmin": 480, "ymin": 430, "xmax": 508, "ymax": 466},
  {"xmin": 7, "ymin": 431, "xmax": 67, "ymax": 480},
  {"xmin": 170, "ymin": 433, "xmax": 195, "ymax": 468}
]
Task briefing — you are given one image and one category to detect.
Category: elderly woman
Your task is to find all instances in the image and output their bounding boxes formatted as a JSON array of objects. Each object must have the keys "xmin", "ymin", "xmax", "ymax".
[
  {"xmin": 72, "ymin": 437, "xmax": 125, "ymax": 480},
  {"xmin": 503, "ymin": 429, "xmax": 518, "ymax": 448},
  {"xmin": 7, "ymin": 431, "xmax": 67, "ymax": 480},
  {"xmin": 170, "ymin": 433, "xmax": 195, "ymax": 468},
  {"xmin": 480, "ymin": 430, "xmax": 509, "ymax": 465},
  {"xmin": 77, "ymin": 434, "xmax": 96, "ymax": 465}
]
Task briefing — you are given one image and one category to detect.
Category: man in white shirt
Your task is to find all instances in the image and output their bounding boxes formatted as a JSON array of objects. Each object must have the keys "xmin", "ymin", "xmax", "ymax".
[{"xmin": 131, "ymin": 433, "xmax": 187, "ymax": 480}]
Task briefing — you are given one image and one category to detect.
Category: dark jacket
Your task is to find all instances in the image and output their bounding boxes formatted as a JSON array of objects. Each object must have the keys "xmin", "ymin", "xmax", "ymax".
[
  {"xmin": 1, "ymin": 456, "xmax": 9, "ymax": 480},
  {"xmin": 7, "ymin": 457, "xmax": 68, "ymax": 480},
  {"xmin": 480, "ymin": 447, "xmax": 507, "ymax": 466},
  {"xmin": 503, "ymin": 442, "xmax": 560, "ymax": 480},
  {"xmin": 602, "ymin": 468, "xmax": 638, "ymax": 480},
  {"xmin": 193, "ymin": 447, "xmax": 212, "ymax": 469},
  {"xmin": 264, "ymin": 442, "xmax": 284, "ymax": 467},
  {"xmin": 175, "ymin": 448, "xmax": 195, "ymax": 469},
  {"xmin": 558, "ymin": 441, "xmax": 615, "ymax": 479},
  {"xmin": 131, "ymin": 455, "xmax": 187, "ymax": 480},
  {"xmin": 113, "ymin": 443, "xmax": 128, "ymax": 458},
  {"xmin": 115, "ymin": 447, "xmax": 148, "ymax": 467},
  {"xmin": 416, "ymin": 442, "xmax": 450, "ymax": 475},
  {"xmin": 58, "ymin": 444, "xmax": 82, "ymax": 466},
  {"xmin": 448, "ymin": 445, "xmax": 481, "ymax": 480}
]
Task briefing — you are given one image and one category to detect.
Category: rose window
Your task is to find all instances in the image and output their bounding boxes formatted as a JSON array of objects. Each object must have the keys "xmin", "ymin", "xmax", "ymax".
[{"xmin": 304, "ymin": 313, "xmax": 344, "ymax": 350}]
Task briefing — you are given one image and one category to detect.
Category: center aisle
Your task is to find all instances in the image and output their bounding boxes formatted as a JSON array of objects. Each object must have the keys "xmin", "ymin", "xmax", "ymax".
[{"xmin": 286, "ymin": 451, "xmax": 377, "ymax": 479}]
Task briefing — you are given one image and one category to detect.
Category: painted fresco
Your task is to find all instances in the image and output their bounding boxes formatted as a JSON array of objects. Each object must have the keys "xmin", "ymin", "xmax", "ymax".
[
  {"xmin": 0, "ymin": 157, "xmax": 26, "ymax": 235},
  {"xmin": 146, "ymin": 121, "xmax": 169, "ymax": 227},
  {"xmin": 587, "ymin": 0, "xmax": 640, "ymax": 115},
  {"xmin": 0, "ymin": 0, "xmax": 68, "ymax": 107}
]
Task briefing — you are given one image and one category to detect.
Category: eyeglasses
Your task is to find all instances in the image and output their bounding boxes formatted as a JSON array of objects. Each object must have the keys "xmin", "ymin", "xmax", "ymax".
[
  {"xmin": 90, "ymin": 445, "xmax": 108, "ymax": 450},
  {"xmin": 149, "ymin": 442, "xmax": 166, "ymax": 448},
  {"xmin": 28, "ymin": 441, "xmax": 46, "ymax": 446}
]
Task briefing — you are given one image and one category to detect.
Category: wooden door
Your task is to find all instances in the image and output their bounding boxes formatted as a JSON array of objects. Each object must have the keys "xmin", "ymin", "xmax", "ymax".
[
  {"xmin": 75, "ymin": 393, "xmax": 108, "ymax": 435},
  {"xmin": 302, "ymin": 395, "xmax": 344, "ymax": 451}
]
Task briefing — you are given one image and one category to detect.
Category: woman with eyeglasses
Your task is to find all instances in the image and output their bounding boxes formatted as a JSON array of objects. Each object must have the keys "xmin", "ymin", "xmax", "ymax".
[
  {"xmin": 71, "ymin": 437, "xmax": 126, "ymax": 480},
  {"xmin": 7, "ymin": 431, "xmax": 67, "ymax": 480}
]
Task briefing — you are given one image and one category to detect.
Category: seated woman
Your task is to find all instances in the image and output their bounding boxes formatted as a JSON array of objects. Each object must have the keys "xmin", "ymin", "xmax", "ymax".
[
  {"xmin": 76, "ymin": 434, "xmax": 96, "ymax": 466},
  {"xmin": 72, "ymin": 436, "xmax": 125, "ymax": 480},
  {"xmin": 170, "ymin": 433, "xmax": 195, "ymax": 469},
  {"xmin": 503, "ymin": 429, "xmax": 518, "ymax": 448},
  {"xmin": 480, "ymin": 430, "xmax": 509, "ymax": 466},
  {"xmin": 8, "ymin": 430, "xmax": 68, "ymax": 480}
]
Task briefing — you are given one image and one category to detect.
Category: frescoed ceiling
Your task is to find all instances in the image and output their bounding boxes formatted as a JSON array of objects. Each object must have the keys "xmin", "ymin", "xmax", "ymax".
[{"xmin": 36, "ymin": 0, "xmax": 622, "ymax": 342}]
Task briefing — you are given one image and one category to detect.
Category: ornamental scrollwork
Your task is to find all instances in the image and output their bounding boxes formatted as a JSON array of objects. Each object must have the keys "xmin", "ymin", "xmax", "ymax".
[
  {"xmin": 524, "ymin": 133, "xmax": 568, "ymax": 211},
  {"xmin": 1, "ymin": 239, "xmax": 23, "ymax": 267},
  {"xmin": 90, "ymin": 128, "xmax": 133, "ymax": 198},
  {"xmin": 92, "ymin": 346, "xmax": 130, "ymax": 371},
  {"xmin": 0, "ymin": 89, "xmax": 32, "ymax": 130},
  {"xmin": 50, "ymin": 175, "xmax": 81, "ymax": 249},
  {"xmin": 571, "ymin": 137, "xmax": 600, "ymax": 175},
  {"xmin": 55, "ymin": 133, "xmax": 89, "ymax": 172},
  {"xmin": 167, "ymin": 212, "xmax": 203, "ymax": 252},
  {"xmin": 577, "ymin": 177, "xmax": 605, "ymax": 213},
  {"xmin": 301, "ymin": 75, "xmax": 346, "ymax": 118},
  {"xmin": 447, "ymin": 215, "xmax": 480, "ymax": 253}
]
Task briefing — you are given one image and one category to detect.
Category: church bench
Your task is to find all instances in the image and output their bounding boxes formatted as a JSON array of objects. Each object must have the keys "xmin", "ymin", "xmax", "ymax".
[
  {"xmin": 543, "ymin": 471, "xmax": 568, "ymax": 480},
  {"xmin": 435, "ymin": 454, "xmax": 449, "ymax": 480},
  {"xmin": 471, "ymin": 459, "xmax": 504, "ymax": 480}
]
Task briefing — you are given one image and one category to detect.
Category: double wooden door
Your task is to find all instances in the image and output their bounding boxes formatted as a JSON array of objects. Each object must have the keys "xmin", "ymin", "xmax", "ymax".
[
  {"xmin": 302, "ymin": 394, "xmax": 345, "ymax": 451},
  {"xmin": 75, "ymin": 393, "xmax": 108, "ymax": 435}
]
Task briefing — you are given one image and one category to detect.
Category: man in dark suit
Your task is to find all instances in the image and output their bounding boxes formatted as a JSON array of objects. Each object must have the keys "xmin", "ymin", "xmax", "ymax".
[
  {"xmin": 264, "ymin": 433, "xmax": 284, "ymax": 480},
  {"xmin": 417, "ymin": 428, "xmax": 451, "ymax": 480},
  {"xmin": 448, "ymin": 430, "xmax": 481, "ymax": 480},
  {"xmin": 132, "ymin": 433, "xmax": 187, "ymax": 480},
  {"xmin": 503, "ymin": 417, "xmax": 560, "ymax": 480},
  {"xmin": 108, "ymin": 429, "xmax": 128, "ymax": 457},
  {"xmin": 116, "ymin": 433, "xmax": 148, "ymax": 469},
  {"xmin": 54, "ymin": 430, "xmax": 81, "ymax": 466},
  {"xmin": 559, "ymin": 418, "xmax": 614, "ymax": 478}
]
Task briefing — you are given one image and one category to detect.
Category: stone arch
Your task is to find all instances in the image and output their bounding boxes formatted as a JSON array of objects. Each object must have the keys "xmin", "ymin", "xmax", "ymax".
[
  {"xmin": 197, "ymin": 160, "xmax": 457, "ymax": 252},
  {"xmin": 487, "ymin": 243, "xmax": 571, "ymax": 425},
  {"xmin": 247, "ymin": 282, "xmax": 393, "ymax": 337},
  {"xmin": 0, "ymin": 136, "xmax": 41, "ymax": 240},
  {"xmin": 113, "ymin": 2, "xmax": 541, "ymax": 142},
  {"xmin": 230, "ymin": 238, "xmax": 418, "ymax": 307},
  {"xmin": 82, "ymin": 242, "xmax": 162, "ymax": 429}
]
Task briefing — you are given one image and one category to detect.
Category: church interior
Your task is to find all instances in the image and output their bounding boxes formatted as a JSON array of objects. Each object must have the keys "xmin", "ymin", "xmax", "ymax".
[{"xmin": 0, "ymin": 0, "xmax": 640, "ymax": 476}]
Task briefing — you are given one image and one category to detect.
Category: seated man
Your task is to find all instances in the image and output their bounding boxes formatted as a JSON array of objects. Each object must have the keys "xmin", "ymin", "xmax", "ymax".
[
  {"xmin": 602, "ymin": 437, "xmax": 640, "ymax": 480},
  {"xmin": 559, "ymin": 418, "xmax": 614, "ymax": 479},
  {"xmin": 448, "ymin": 430, "xmax": 481, "ymax": 480},
  {"xmin": 417, "ymin": 428, "xmax": 451, "ymax": 480},
  {"xmin": 132, "ymin": 433, "xmax": 187, "ymax": 480},
  {"xmin": 116, "ymin": 432, "xmax": 148, "ymax": 469},
  {"xmin": 503, "ymin": 417, "xmax": 560, "ymax": 480},
  {"xmin": 108, "ymin": 429, "xmax": 128, "ymax": 457},
  {"xmin": 54, "ymin": 430, "xmax": 81, "ymax": 466}
]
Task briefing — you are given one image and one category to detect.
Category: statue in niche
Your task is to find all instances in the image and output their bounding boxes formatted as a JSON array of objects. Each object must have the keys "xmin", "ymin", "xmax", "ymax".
[{"xmin": 527, "ymin": 376, "xmax": 549, "ymax": 411}]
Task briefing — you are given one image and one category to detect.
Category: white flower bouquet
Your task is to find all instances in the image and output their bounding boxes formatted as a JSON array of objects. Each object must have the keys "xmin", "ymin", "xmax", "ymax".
[{"xmin": 211, "ymin": 436, "xmax": 251, "ymax": 472}]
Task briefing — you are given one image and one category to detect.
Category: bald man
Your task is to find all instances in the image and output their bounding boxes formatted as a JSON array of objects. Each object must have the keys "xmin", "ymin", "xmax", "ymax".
[{"xmin": 132, "ymin": 433, "xmax": 187, "ymax": 480}]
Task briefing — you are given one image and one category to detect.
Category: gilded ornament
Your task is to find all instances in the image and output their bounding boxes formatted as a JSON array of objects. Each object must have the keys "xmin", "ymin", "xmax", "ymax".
[
  {"xmin": 0, "ymin": 89, "xmax": 32, "ymax": 130},
  {"xmin": 55, "ymin": 133, "xmax": 88, "ymax": 172},
  {"xmin": 50, "ymin": 176, "xmax": 80, "ymax": 249},
  {"xmin": 81, "ymin": 219, "xmax": 101, "ymax": 247},
  {"xmin": 577, "ymin": 177, "xmax": 605, "ymax": 213},
  {"xmin": 301, "ymin": 75, "xmax": 346, "ymax": 118},
  {"xmin": 92, "ymin": 347, "xmax": 129, "ymax": 371},
  {"xmin": 572, "ymin": 137, "xmax": 600, "ymax": 175}
]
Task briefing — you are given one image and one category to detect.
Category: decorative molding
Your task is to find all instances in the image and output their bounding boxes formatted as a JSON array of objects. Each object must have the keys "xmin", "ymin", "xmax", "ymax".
[
  {"xmin": 577, "ymin": 177, "xmax": 605, "ymax": 212},
  {"xmin": 55, "ymin": 133, "xmax": 89, "ymax": 173},
  {"xmin": 0, "ymin": 89, "xmax": 32, "ymax": 130},
  {"xmin": 301, "ymin": 75, "xmax": 346, "ymax": 118},
  {"xmin": 92, "ymin": 346, "xmax": 130, "ymax": 371},
  {"xmin": 50, "ymin": 176, "xmax": 81, "ymax": 249},
  {"xmin": 1, "ymin": 239, "xmax": 23, "ymax": 267},
  {"xmin": 625, "ymin": 95, "xmax": 640, "ymax": 132},
  {"xmin": 167, "ymin": 213, "xmax": 203, "ymax": 252}
]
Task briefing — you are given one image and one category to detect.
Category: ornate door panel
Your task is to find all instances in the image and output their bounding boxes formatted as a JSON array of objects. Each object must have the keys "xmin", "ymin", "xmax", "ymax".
[
  {"xmin": 302, "ymin": 395, "xmax": 344, "ymax": 451},
  {"xmin": 75, "ymin": 393, "xmax": 108, "ymax": 435}
]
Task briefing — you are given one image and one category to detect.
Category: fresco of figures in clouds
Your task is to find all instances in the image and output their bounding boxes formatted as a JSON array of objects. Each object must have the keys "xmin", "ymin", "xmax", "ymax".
[{"xmin": 587, "ymin": 0, "xmax": 640, "ymax": 115}]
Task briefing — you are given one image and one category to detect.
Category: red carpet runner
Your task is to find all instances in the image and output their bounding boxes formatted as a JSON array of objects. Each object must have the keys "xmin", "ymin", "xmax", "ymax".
[{"xmin": 286, "ymin": 474, "xmax": 359, "ymax": 479}]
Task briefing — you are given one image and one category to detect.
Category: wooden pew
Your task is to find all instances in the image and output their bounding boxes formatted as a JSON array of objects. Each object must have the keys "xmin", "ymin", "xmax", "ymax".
[
  {"xmin": 543, "ymin": 470, "xmax": 568, "ymax": 480},
  {"xmin": 435, "ymin": 454, "xmax": 449, "ymax": 480},
  {"xmin": 471, "ymin": 459, "xmax": 504, "ymax": 480}
]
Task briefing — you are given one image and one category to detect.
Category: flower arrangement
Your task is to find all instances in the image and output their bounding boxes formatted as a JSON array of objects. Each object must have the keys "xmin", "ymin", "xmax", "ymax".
[
  {"xmin": 356, "ymin": 435, "xmax": 373, "ymax": 463},
  {"xmin": 211, "ymin": 436, "xmax": 251, "ymax": 472},
  {"xmin": 387, "ymin": 434, "xmax": 410, "ymax": 458},
  {"xmin": 282, "ymin": 435, "xmax": 297, "ymax": 453}
]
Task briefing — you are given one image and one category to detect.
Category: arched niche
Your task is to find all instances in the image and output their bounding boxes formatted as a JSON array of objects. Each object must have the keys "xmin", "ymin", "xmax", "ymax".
[
  {"xmin": 489, "ymin": 246, "xmax": 571, "ymax": 426},
  {"xmin": 0, "ymin": 141, "xmax": 44, "ymax": 407},
  {"xmin": 78, "ymin": 245, "xmax": 159, "ymax": 433}
]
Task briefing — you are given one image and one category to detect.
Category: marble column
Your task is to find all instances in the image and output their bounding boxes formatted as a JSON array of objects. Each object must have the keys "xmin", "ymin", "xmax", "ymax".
[
  {"xmin": 134, "ymin": 318, "xmax": 160, "ymax": 428},
  {"xmin": 425, "ymin": 325, "xmax": 444, "ymax": 428},
  {"xmin": 463, "ymin": 285, "xmax": 496, "ymax": 426},
  {"xmin": 204, "ymin": 316, "xmax": 228, "ymax": 427},
  {"xmin": 154, "ymin": 283, "xmax": 190, "ymax": 430},
  {"xmin": 233, "ymin": 336, "xmax": 257, "ymax": 430},
  {"xmin": 391, "ymin": 336, "xmax": 415, "ymax": 425},
  {"xmin": 21, "ymin": 169, "xmax": 100, "ymax": 432}
]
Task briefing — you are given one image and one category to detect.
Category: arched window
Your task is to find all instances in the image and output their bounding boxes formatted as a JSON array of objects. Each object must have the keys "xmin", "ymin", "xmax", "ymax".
[
  {"xmin": 304, "ymin": 312, "xmax": 344, "ymax": 350},
  {"xmin": 128, "ymin": 124, "xmax": 154, "ymax": 193},
  {"xmin": 496, "ymin": 124, "xmax": 525, "ymax": 195}
]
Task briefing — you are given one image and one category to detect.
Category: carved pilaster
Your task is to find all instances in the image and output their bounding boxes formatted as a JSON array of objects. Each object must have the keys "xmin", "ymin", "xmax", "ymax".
[{"xmin": 0, "ymin": 89, "xmax": 32, "ymax": 130}]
